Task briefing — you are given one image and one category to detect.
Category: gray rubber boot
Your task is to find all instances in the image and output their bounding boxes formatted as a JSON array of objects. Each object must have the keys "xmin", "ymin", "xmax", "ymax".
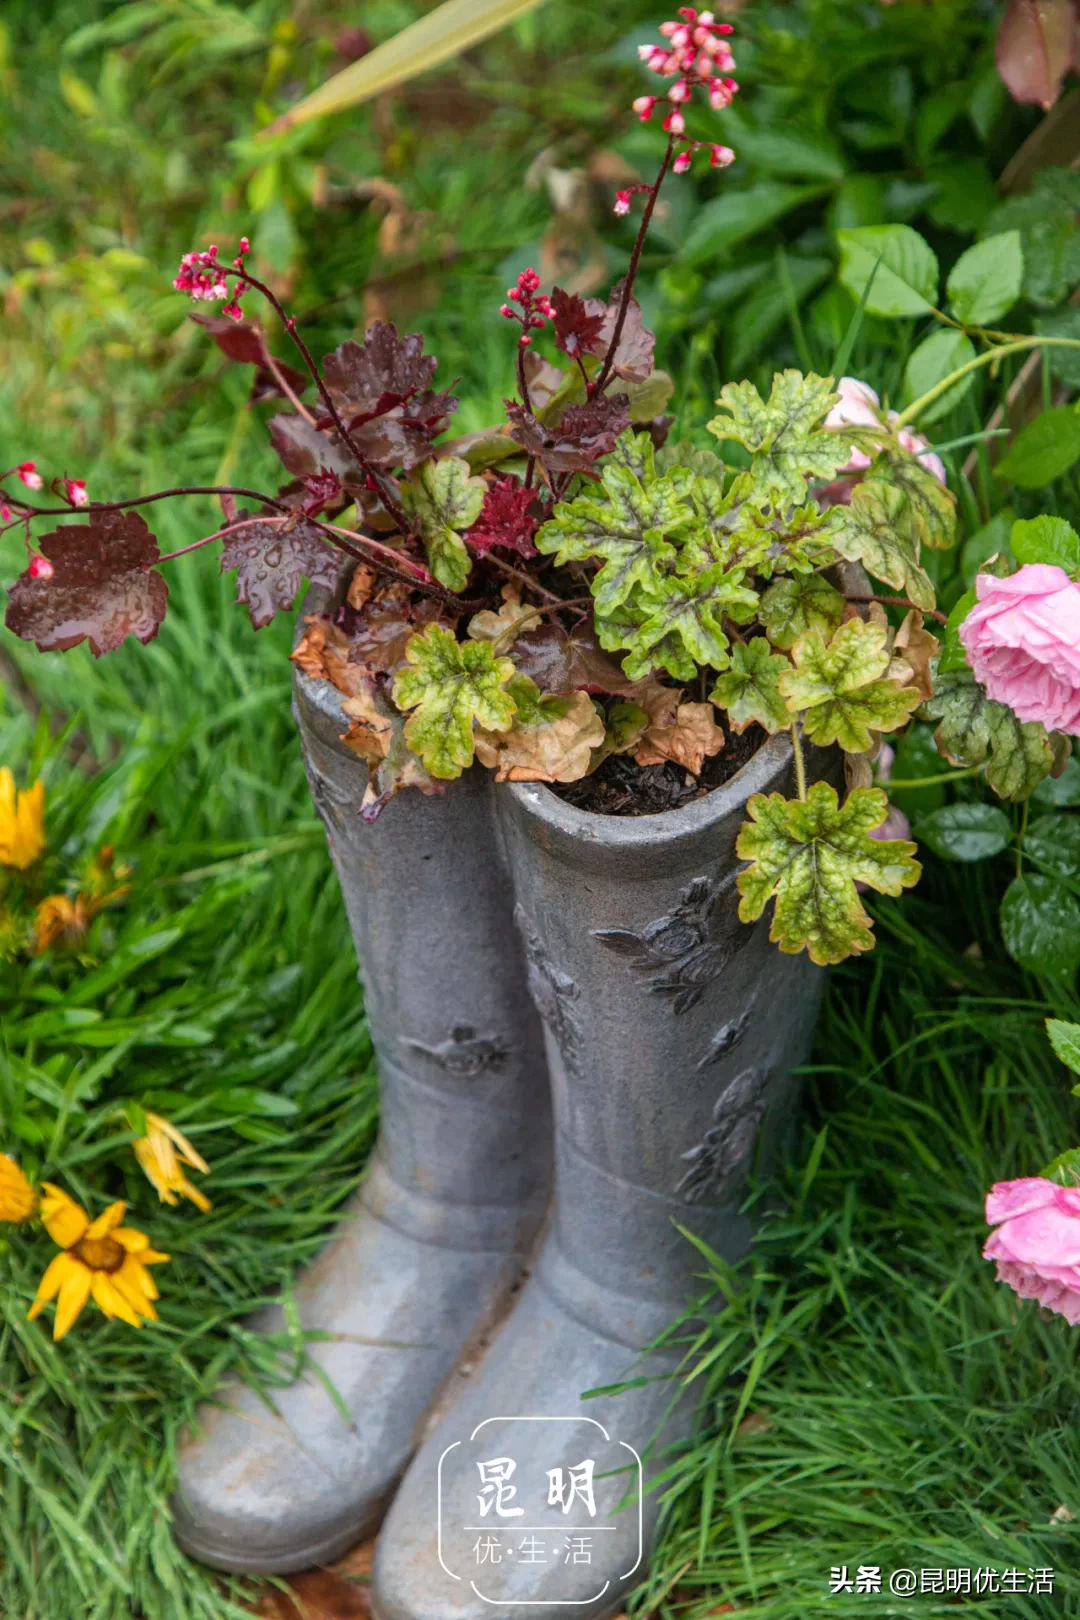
[
  {"xmin": 372, "ymin": 735, "xmax": 829, "ymax": 1619},
  {"xmin": 170, "ymin": 663, "xmax": 552, "ymax": 1574}
]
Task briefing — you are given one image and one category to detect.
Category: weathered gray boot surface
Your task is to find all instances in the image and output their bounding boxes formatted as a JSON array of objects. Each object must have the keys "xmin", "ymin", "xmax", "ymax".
[
  {"xmin": 171, "ymin": 662, "xmax": 552, "ymax": 1574},
  {"xmin": 372, "ymin": 736, "xmax": 827, "ymax": 1618}
]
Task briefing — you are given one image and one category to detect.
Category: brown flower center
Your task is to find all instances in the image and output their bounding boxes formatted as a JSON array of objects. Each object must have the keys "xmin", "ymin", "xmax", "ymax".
[{"xmin": 73, "ymin": 1235, "xmax": 124, "ymax": 1273}]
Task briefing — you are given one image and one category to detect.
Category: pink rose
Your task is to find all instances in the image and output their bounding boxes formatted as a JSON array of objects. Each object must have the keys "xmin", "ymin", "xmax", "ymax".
[
  {"xmin": 959, "ymin": 563, "xmax": 1080, "ymax": 736},
  {"xmin": 984, "ymin": 1176, "xmax": 1080, "ymax": 1325},
  {"xmin": 824, "ymin": 376, "xmax": 947, "ymax": 485}
]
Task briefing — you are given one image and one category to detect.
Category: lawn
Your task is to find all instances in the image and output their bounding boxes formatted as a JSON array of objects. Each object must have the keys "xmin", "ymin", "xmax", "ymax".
[{"xmin": 2, "ymin": 1, "xmax": 1080, "ymax": 1617}]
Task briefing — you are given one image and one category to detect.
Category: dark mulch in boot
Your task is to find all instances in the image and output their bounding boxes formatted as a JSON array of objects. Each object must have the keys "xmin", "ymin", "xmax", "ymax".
[{"xmin": 551, "ymin": 724, "xmax": 766, "ymax": 817}]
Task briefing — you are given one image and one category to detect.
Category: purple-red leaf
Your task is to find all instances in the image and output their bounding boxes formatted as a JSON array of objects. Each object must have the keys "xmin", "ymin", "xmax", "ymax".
[
  {"xmin": 321, "ymin": 324, "xmax": 438, "ymax": 423},
  {"xmin": 6, "ymin": 511, "xmax": 168, "ymax": 657},
  {"xmin": 505, "ymin": 393, "xmax": 630, "ymax": 475},
  {"xmin": 550, "ymin": 287, "xmax": 606, "ymax": 361},
  {"xmin": 221, "ymin": 513, "xmax": 341, "ymax": 629},
  {"xmin": 269, "ymin": 414, "xmax": 360, "ymax": 481},
  {"xmin": 190, "ymin": 314, "xmax": 309, "ymax": 400},
  {"xmin": 345, "ymin": 582, "xmax": 448, "ymax": 677},
  {"xmin": 512, "ymin": 617, "xmax": 643, "ymax": 696},
  {"xmin": 583, "ymin": 283, "xmax": 656, "ymax": 384},
  {"xmin": 996, "ymin": 0, "xmax": 1077, "ymax": 108},
  {"xmin": 466, "ymin": 478, "xmax": 538, "ymax": 558}
]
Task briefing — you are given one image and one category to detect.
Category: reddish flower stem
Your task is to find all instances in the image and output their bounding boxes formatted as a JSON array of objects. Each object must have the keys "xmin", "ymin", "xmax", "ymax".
[
  {"xmin": 843, "ymin": 591, "xmax": 947, "ymax": 624},
  {"xmin": 594, "ymin": 136, "xmax": 675, "ymax": 396}
]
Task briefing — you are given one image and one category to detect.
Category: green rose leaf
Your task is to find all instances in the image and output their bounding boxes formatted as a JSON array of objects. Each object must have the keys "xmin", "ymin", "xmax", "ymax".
[
  {"xmin": 615, "ymin": 564, "xmax": 759, "ymax": 682},
  {"xmin": 1047, "ymin": 1017, "xmax": 1080, "ymax": 1077},
  {"xmin": 921, "ymin": 671, "xmax": 1055, "ymax": 801},
  {"xmin": 779, "ymin": 617, "xmax": 921, "ymax": 752},
  {"xmin": 946, "ymin": 231, "xmax": 1024, "ymax": 326},
  {"xmin": 710, "ymin": 637, "xmax": 790, "ymax": 734},
  {"xmin": 706, "ymin": 370, "xmax": 849, "ymax": 508},
  {"xmin": 837, "ymin": 224, "xmax": 939, "ymax": 318},
  {"xmin": 902, "ymin": 330, "xmax": 976, "ymax": 426},
  {"xmin": 392, "ymin": 623, "xmax": 516, "ymax": 779},
  {"xmin": 1040, "ymin": 1147, "xmax": 1080, "ymax": 1186},
  {"xmin": 913, "ymin": 803, "xmax": 1012, "ymax": 861},
  {"xmin": 827, "ymin": 479, "xmax": 935, "ymax": 608},
  {"xmin": 534, "ymin": 464, "xmax": 687, "ymax": 616},
  {"xmin": 759, "ymin": 572, "xmax": 845, "ymax": 650},
  {"xmin": 938, "ymin": 588, "xmax": 976, "ymax": 676},
  {"xmin": 864, "ymin": 448, "xmax": 957, "ymax": 552},
  {"xmin": 984, "ymin": 169, "xmax": 1080, "ymax": 309},
  {"xmin": 1033, "ymin": 752, "xmax": 1080, "ymax": 807},
  {"xmin": 400, "ymin": 455, "xmax": 486, "ymax": 591},
  {"xmin": 1010, "ymin": 515, "xmax": 1080, "ymax": 577},
  {"xmin": 1001, "ymin": 873, "xmax": 1080, "ymax": 978},
  {"xmin": 1024, "ymin": 811, "xmax": 1080, "ymax": 880},
  {"xmin": 994, "ymin": 406, "xmax": 1080, "ymax": 489},
  {"xmin": 736, "ymin": 781, "xmax": 921, "ymax": 966}
]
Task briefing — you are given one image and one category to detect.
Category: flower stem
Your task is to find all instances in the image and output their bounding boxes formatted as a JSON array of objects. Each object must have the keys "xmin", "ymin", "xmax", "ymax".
[
  {"xmin": 894, "ymin": 336, "xmax": 1080, "ymax": 429},
  {"xmin": 843, "ymin": 591, "xmax": 947, "ymax": 624},
  {"xmin": 790, "ymin": 722, "xmax": 807, "ymax": 802},
  {"xmin": 1016, "ymin": 797, "xmax": 1030, "ymax": 880},
  {"xmin": 880, "ymin": 764, "xmax": 986, "ymax": 790},
  {"xmin": 593, "ymin": 137, "xmax": 675, "ymax": 396}
]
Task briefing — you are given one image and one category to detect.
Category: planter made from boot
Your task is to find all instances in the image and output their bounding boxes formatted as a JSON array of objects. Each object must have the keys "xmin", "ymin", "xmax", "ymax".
[
  {"xmin": 373, "ymin": 734, "xmax": 832, "ymax": 1620},
  {"xmin": 171, "ymin": 604, "xmax": 552, "ymax": 1575}
]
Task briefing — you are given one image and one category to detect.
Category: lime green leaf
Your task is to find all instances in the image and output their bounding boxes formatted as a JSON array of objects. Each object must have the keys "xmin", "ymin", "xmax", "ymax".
[
  {"xmin": 914, "ymin": 803, "xmax": 1011, "ymax": 861},
  {"xmin": 706, "ymin": 370, "xmax": 848, "ymax": 508},
  {"xmin": 502, "ymin": 672, "xmax": 570, "ymax": 726},
  {"xmin": 265, "ymin": 0, "xmax": 545, "ymax": 131},
  {"xmin": 902, "ymin": 330, "xmax": 976, "ymax": 426},
  {"xmin": 400, "ymin": 456, "xmax": 485, "ymax": 591},
  {"xmin": 534, "ymin": 464, "xmax": 687, "ymax": 616},
  {"xmin": 1010, "ymin": 515, "xmax": 1080, "ymax": 576},
  {"xmin": 837, "ymin": 224, "xmax": 939, "ymax": 317},
  {"xmin": 1047, "ymin": 1017, "xmax": 1080, "ymax": 1076},
  {"xmin": 605, "ymin": 564, "xmax": 758, "ymax": 682},
  {"xmin": 1039, "ymin": 1147, "xmax": 1080, "ymax": 1186},
  {"xmin": 710, "ymin": 638, "xmax": 790, "ymax": 733},
  {"xmin": 609, "ymin": 429, "xmax": 657, "ymax": 483},
  {"xmin": 736, "ymin": 782, "xmax": 921, "ymax": 966},
  {"xmin": 827, "ymin": 479, "xmax": 935, "ymax": 608},
  {"xmin": 655, "ymin": 440, "xmax": 727, "ymax": 482},
  {"xmin": 779, "ymin": 618, "xmax": 920, "ymax": 752},
  {"xmin": 392, "ymin": 623, "xmax": 516, "ymax": 779},
  {"xmin": 1001, "ymin": 874, "xmax": 1080, "ymax": 978},
  {"xmin": 759, "ymin": 573, "xmax": 845, "ymax": 651},
  {"xmin": 921, "ymin": 671, "xmax": 1054, "ymax": 800},
  {"xmin": 938, "ymin": 588, "xmax": 976, "ymax": 676},
  {"xmin": 864, "ymin": 448, "xmax": 957, "ymax": 551},
  {"xmin": 946, "ymin": 231, "xmax": 1024, "ymax": 326},
  {"xmin": 994, "ymin": 407, "xmax": 1080, "ymax": 489}
]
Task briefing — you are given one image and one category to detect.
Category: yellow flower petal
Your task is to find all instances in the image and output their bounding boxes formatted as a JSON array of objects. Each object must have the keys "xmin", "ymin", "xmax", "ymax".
[
  {"xmin": 113, "ymin": 1258, "xmax": 158, "ymax": 1318},
  {"xmin": 133, "ymin": 1138, "xmax": 179, "ymax": 1204},
  {"xmin": 152, "ymin": 1115, "xmax": 210, "ymax": 1175},
  {"xmin": 28, "ymin": 1251, "xmax": 76, "ymax": 1317},
  {"xmin": 39, "ymin": 1184, "xmax": 89, "ymax": 1249},
  {"xmin": 91, "ymin": 1271, "xmax": 142, "ymax": 1329},
  {"xmin": 140, "ymin": 1248, "xmax": 170, "ymax": 1266},
  {"xmin": 114, "ymin": 1226, "xmax": 150, "ymax": 1253},
  {"xmin": 0, "ymin": 1155, "xmax": 37, "ymax": 1223},
  {"xmin": 0, "ymin": 772, "xmax": 46, "ymax": 870},
  {"xmin": 84, "ymin": 1200, "xmax": 126, "ymax": 1240},
  {"xmin": 53, "ymin": 1260, "xmax": 94, "ymax": 1341},
  {"xmin": 177, "ymin": 1176, "xmax": 212, "ymax": 1213}
]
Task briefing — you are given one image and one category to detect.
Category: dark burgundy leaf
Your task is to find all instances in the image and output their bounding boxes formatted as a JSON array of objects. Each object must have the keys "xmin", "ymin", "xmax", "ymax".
[
  {"xmin": 6, "ymin": 511, "xmax": 168, "ymax": 657},
  {"xmin": 521, "ymin": 350, "xmax": 567, "ymax": 413},
  {"xmin": 550, "ymin": 286, "xmax": 606, "ymax": 361},
  {"xmin": 269, "ymin": 414, "xmax": 360, "ymax": 480},
  {"xmin": 512, "ymin": 617, "xmax": 642, "ymax": 696},
  {"xmin": 321, "ymin": 324, "xmax": 438, "ymax": 422},
  {"xmin": 400, "ymin": 390, "xmax": 458, "ymax": 433},
  {"xmin": 189, "ymin": 314, "xmax": 308, "ymax": 399},
  {"xmin": 221, "ymin": 513, "xmax": 341, "ymax": 629},
  {"xmin": 346, "ymin": 582, "xmax": 448, "ymax": 676},
  {"xmin": 505, "ymin": 393, "xmax": 630, "ymax": 475},
  {"xmin": 301, "ymin": 469, "xmax": 343, "ymax": 517},
  {"xmin": 349, "ymin": 413, "xmax": 435, "ymax": 472},
  {"xmin": 582, "ymin": 283, "xmax": 656, "ymax": 383},
  {"xmin": 466, "ymin": 478, "xmax": 538, "ymax": 559}
]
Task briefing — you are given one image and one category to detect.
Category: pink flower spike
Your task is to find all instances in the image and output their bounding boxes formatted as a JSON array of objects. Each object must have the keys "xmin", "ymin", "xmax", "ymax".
[
  {"xmin": 16, "ymin": 462, "xmax": 42, "ymax": 490},
  {"xmin": 614, "ymin": 190, "xmax": 632, "ymax": 216},
  {"xmin": 633, "ymin": 95, "xmax": 657, "ymax": 120},
  {"xmin": 710, "ymin": 144, "xmax": 736, "ymax": 167},
  {"xmin": 63, "ymin": 478, "xmax": 88, "ymax": 508},
  {"xmin": 28, "ymin": 554, "xmax": 54, "ymax": 581},
  {"xmin": 673, "ymin": 150, "xmax": 693, "ymax": 174},
  {"xmin": 663, "ymin": 108, "xmax": 686, "ymax": 134},
  {"xmin": 668, "ymin": 78, "xmax": 691, "ymax": 102}
]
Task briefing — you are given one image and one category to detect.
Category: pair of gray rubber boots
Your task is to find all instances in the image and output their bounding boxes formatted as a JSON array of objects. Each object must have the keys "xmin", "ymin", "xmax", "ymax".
[{"xmin": 170, "ymin": 668, "xmax": 824, "ymax": 1618}]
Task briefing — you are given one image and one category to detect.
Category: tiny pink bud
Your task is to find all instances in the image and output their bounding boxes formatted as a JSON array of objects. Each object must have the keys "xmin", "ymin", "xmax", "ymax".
[
  {"xmin": 663, "ymin": 108, "xmax": 686, "ymax": 135},
  {"xmin": 673, "ymin": 150, "xmax": 693, "ymax": 174},
  {"xmin": 16, "ymin": 462, "xmax": 42, "ymax": 490},
  {"xmin": 668, "ymin": 78, "xmax": 691, "ymax": 102},
  {"xmin": 710, "ymin": 143, "xmax": 736, "ymax": 167},
  {"xmin": 221, "ymin": 298, "xmax": 243, "ymax": 321},
  {"xmin": 29, "ymin": 554, "xmax": 54, "ymax": 581},
  {"xmin": 499, "ymin": 304, "xmax": 514, "ymax": 318},
  {"xmin": 1, "ymin": 504, "xmax": 11, "ymax": 522},
  {"xmin": 633, "ymin": 95, "xmax": 657, "ymax": 120},
  {"xmin": 659, "ymin": 20, "xmax": 677, "ymax": 36},
  {"xmin": 614, "ymin": 191, "xmax": 632, "ymax": 216},
  {"xmin": 508, "ymin": 287, "xmax": 522, "ymax": 302},
  {"xmin": 238, "ymin": 236, "xmax": 250, "ymax": 254},
  {"xmin": 64, "ymin": 478, "xmax": 89, "ymax": 508},
  {"xmin": 678, "ymin": 6, "xmax": 698, "ymax": 19},
  {"xmin": 519, "ymin": 334, "xmax": 532, "ymax": 347}
]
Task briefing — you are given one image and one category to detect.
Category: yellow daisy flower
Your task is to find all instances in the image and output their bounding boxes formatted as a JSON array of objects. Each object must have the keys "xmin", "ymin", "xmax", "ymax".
[
  {"xmin": 0, "ymin": 1155, "xmax": 37, "ymax": 1223},
  {"xmin": 27, "ymin": 1185, "xmax": 169, "ymax": 1341},
  {"xmin": 133, "ymin": 1113, "xmax": 212, "ymax": 1213},
  {"xmin": 0, "ymin": 769, "xmax": 45, "ymax": 869}
]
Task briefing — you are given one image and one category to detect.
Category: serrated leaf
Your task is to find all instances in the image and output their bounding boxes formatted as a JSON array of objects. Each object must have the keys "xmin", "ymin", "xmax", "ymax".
[
  {"xmin": 759, "ymin": 573, "xmax": 845, "ymax": 651},
  {"xmin": 1040, "ymin": 1146, "xmax": 1080, "ymax": 1186},
  {"xmin": 914, "ymin": 802, "xmax": 1012, "ymax": 861},
  {"xmin": 938, "ymin": 588, "xmax": 976, "ymax": 676},
  {"xmin": 711, "ymin": 638, "xmax": 790, "ymax": 733},
  {"xmin": 837, "ymin": 224, "xmax": 939, "ymax": 317},
  {"xmin": 946, "ymin": 231, "xmax": 1024, "ymax": 326},
  {"xmin": 864, "ymin": 448, "xmax": 957, "ymax": 551},
  {"xmin": 984, "ymin": 170, "xmax": 1080, "ymax": 309},
  {"xmin": 609, "ymin": 428, "xmax": 657, "ymax": 482},
  {"xmin": 1025, "ymin": 811, "xmax": 1080, "ymax": 879},
  {"xmin": 1010, "ymin": 515, "xmax": 1080, "ymax": 576},
  {"xmin": 903, "ymin": 330, "xmax": 976, "ymax": 425},
  {"xmin": 994, "ymin": 406, "xmax": 1080, "ymax": 489},
  {"xmin": 221, "ymin": 514, "xmax": 340, "ymax": 629},
  {"xmin": 6, "ymin": 511, "xmax": 168, "ymax": 657},
  {"xmin": 707, "ymin": 370, "xmax": 848, "ymax": 508},
  {"xmin": 400, "ymin": 455, "xmax": 485, "ymax": 590},
  {"xmin": 1033, "ymin": 751, "xmax": 1080, "ymax": 807},
  {"xmin": 612, "ymin": 564, "xmax": 759, "ymax": 682},
  {"xmin": 392, "ymin": 623, "xmax": 516, "ymax": 778},
  {"xmin": 736, "ymin": 782, "xmax": 921, "ymax": 965},
  {"xmin": 465, "ymin": 477, "xmax": 538, "ymax": 560},
  {"xmin": 474, "ymin": 684, "xmax": 602, "ymax": 783},
  {"xmin": 655, "ymin": 440, "xmax": 727, "ymax": 482},
  {"xmin": 827, "ymin": 479, "xmax": 935, "ymax": 608},
  {"xmin": 780, "ymin": 618, "xmax": 921, "ymax": 752},
  {"xmin": 1047, "ymin": 1017, "xmax": 1080, "ymax": 1076},
  {"xmin": 922, "ymin": 670, "xmax": 1054, "ymax": 800},
  {"xmin": 1001, "ymin": 873, "xmax": 1080, "ymax": 978},
  {"xmin": 634, "ymin": 701, "xmax": 726, "ymax": 774},
  {"xmin": 534, "ymin": 464, "xmax": 687, "ymax": 616}
]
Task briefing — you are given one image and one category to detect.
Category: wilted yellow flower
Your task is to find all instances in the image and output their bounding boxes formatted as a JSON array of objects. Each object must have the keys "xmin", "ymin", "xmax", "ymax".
[
  {"xmin": 0, "ymin": 1155, "xmax": 37, "ymax": 1223},
  {"xmin": 0, "ymin": 769, "xmax": 45, "ymax": 869},
  {"xmin": 27, "ymin": 1184, "xmax": 169, "ymax": 1341},
  {"xmin": 134, "ymin": 1113, "xmax": 212, "ymax": 1213}
]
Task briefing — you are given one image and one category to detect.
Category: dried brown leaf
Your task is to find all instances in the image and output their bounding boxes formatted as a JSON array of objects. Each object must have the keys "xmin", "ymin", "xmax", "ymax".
[{"xmin": 634, "ymin": 701, "xmax": 726, "ymax": 774}]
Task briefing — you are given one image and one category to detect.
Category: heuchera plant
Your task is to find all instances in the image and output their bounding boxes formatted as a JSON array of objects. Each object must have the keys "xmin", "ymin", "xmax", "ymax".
[{"xmin": 4, "ymin": 10, "xmax": 1080, "ymax": 969}]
